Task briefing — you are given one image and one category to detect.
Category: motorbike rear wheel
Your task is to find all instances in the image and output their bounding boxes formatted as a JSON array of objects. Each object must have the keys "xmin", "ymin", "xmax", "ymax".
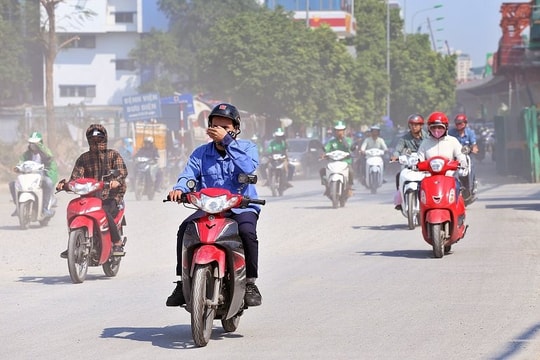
[
  {"xmin": 191, "ymin": 264, "xmax": 216, "ymax": 347},
  {"xmin": 18, "ymin": 202, "xmax": 31, "ymax": 230},
  {"xmin": 221, "ymin": 313, "xmax": 241, "ymax": 333},
  {"xmin": 406, "ymin": 192, "xmax": 416, "ymax": 230},
  {"xmin": 67, "ymin": 229, "xmax": 90, "ymax": 283},
  {"xmin": 102, "ymin": 257, "xmax": 121, "ymax": 277},
  {"xmin": 429, "ymin": 223, "xmax": 445, "ymax": 258}
]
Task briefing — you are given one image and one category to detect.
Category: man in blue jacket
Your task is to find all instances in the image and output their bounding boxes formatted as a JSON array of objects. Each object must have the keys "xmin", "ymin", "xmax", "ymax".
[{"xmin": 166, "ymin": 103, "xmax": 263, "ymax": 308}]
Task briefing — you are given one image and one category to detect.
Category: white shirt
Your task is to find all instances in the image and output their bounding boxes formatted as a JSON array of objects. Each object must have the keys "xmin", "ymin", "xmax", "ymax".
[{"xmin": 417, "ymin": 135, "xmax": 467, "ymax": 167}]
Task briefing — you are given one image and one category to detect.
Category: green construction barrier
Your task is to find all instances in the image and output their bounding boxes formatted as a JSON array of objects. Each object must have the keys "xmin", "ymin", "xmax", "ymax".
[{"xmin": 523, "ymin": 106, "xmax": 540, "ymax": 183}]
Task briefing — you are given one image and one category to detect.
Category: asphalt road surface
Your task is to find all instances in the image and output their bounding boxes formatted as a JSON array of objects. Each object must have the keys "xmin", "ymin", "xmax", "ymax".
[{"xmin": 1, "ymin": 158, "xmax": 540, "ymax": 360}]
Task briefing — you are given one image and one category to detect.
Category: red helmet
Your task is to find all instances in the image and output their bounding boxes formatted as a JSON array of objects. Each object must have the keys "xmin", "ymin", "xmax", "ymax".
[
  {"xmin": 427, "ymin": 111, "xmax": 449, "ymax": 129},
  {"xmin": 454, "ymin": 113, "xmax": 468, "ymax": 124},
  {"xmin": 407, "ymin": 114, "xmax": 424, "ymax": 125}
]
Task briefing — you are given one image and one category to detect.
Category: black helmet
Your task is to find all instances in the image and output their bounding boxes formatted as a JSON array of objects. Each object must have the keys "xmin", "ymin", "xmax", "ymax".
[
  {"xmin": 85, "ymin": 123, "xmax": 108, "ymax": 141},
  {"xmin": 208, "ymin": 103, "xmax": 241, "ymax": 129}
]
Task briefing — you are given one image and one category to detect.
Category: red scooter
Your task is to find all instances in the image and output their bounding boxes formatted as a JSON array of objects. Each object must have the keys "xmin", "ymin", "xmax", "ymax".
[
  {"xmin": 165, "ymin": 175, "xmax": 265, "ymax": 347},
  {"xmin": 418, "ymin": 156, "xmax": 468, "ymax": 258},
  {"xmin": 59, "ymin": 174, "xmax": 127, "ymax": 283}
]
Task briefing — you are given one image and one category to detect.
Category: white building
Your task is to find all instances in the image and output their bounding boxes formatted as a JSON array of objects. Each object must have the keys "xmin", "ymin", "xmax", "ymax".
[
  {"xmin": 47, "ymin": 0, "xmax": 166, "ymax": 106},
  {"xmin": 456, "ymin": 53, "xmax": 473, "ymax": 83}
]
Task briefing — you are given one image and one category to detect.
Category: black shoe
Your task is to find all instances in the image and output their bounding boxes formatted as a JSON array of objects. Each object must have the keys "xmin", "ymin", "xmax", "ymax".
[
  {"xmin": 166, "ymin": 281, "xmax": 186, "ymax": 307},
  {"xmin": 394, "ymin": 204, "xmax": 402, "ymax": 211},
  {"xmin": 244, "ymin": 283, "xmax": 262, "ymax": 307},
  {"xmin": 60, "ymin": 250, "xmax": 68, "ymax": 259},
  {"xmin": 112, "ymin": 243, "xmax": 125, "ymax": 256}
]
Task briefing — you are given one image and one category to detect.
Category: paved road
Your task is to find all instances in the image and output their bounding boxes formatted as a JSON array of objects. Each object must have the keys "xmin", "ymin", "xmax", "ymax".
[{"xmin": 1, "ymin": 159, "xmax": 540, "ymax": 359}]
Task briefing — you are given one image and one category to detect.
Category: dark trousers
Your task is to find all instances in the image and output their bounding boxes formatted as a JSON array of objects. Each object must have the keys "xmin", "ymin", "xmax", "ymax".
[
  {"xmin": 176, "ymin": 210, "xmax": 259, "ymax": 279},
  {"xmin": 102, "ymin": 198, "xmax": 121, "ymax": 243}
]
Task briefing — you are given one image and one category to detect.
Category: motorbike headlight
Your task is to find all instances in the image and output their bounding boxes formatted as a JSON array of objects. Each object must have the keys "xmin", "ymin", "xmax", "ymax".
[
  {"xmin": 191, "ymin": 193, "xmax": 240, "ymax": 214},
  {"xmin": 429, "ymin": 158, "xmax": 445, "ymax": 173},
  {"xmin": 69, "ymin": 181, "xmax": 101, "ymax": 195}
]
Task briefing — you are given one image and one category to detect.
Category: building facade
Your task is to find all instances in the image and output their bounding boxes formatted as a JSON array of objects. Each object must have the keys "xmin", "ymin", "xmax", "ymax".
[{"xmin": 47, "ymin": 0, "xmax": 166, "ymax": 107}]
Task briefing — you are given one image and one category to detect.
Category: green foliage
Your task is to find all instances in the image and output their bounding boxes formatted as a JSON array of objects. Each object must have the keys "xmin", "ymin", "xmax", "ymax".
[
  {"xmin": 133, "ymin": 0, "xmax": 458, "ymax": 130},
  {"xmin": 0, "ymin": 0, "xmax": 30, "ymax": 105}
]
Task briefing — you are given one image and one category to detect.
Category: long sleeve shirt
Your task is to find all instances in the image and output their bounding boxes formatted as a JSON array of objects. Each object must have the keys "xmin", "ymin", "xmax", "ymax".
[
  {"xmin": 173, "ymin": 134, "xmax": 261, "ymax": 214},
  {"xmin": 360, "ymin": 137, "xmax": 388, "ymax": 152},
  {"xmin": 417, "ymin": 135, "xmax": 467, "ymax": 168},
  {"xmin": 392, "ymin": 130, "xmax": 428, "ymax": 158}
]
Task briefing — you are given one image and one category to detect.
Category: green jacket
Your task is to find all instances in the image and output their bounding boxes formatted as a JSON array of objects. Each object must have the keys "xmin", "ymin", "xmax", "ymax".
[
  {"xmin": 324, "ymin": 137, "xmax": 354, "ymax": 164},
  {"xmin": 266, "ymin": 139, "xmax": 287, "ymax": 155},
  {"xmin": 21, "ymin": 143, "xmax": 58, "ymax": 184}
]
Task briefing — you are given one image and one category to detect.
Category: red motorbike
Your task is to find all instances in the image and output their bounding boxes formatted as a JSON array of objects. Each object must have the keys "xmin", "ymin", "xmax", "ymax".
[
  {"xmin": 165, "ymin": 175, "xmax": 265, "ymax": 347},
  {"xmin": 59, "ymin": 175, "xmax": 127, "ymax": 283},
  {"xmin": 418, "ymin": 156, "xmax": 468, "ymax": 258}
]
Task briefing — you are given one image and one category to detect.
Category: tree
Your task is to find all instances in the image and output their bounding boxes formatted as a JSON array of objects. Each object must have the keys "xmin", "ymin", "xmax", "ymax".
[
  {"xmin": 130, "ymin": 29, "xmax": 181, "ymax": 95},
  {"xmin": 0, "ymin": 0, "xmax": 30, "ymax": 105}
]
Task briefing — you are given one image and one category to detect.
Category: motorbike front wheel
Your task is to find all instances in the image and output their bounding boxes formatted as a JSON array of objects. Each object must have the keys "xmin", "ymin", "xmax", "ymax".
[
  {"xmin": 67, "ymin": 229, "xmax": 90, "ymax": 283},
  {"xmin": 191, "ymin": 264, "xmax": 217, "ymax": 347},
  {"xmin": 134, "ymin": 174, "xmax": 145, "ymax": 201},
  {"xmin": 269, "ymin": 172, "xmax": 279, "ymax": 197},
  {"xmin": 330, "ymin": 181, "xmax": 340, "ymax": 209},
  {"xmin": 145, "ymin": 173, "xmax": 155, "ymax": 201},
  {"xmin": 406, "ymin": 192, "xmax": 416, "ymax": 230},
  {"xmin": 369, "ymin": 172, "xmax": 379, "ymax": 194},
  {"xmin": 18, "ymin": 202, "xmax": 31, "ymax": 230},
  {"xmin": 429, "ymin": 223, "xmax": 445, "ymax": 259}
]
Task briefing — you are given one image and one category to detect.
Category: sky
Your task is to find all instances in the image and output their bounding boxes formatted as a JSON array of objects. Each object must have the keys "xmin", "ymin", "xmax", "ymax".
[{"xmin": 395, "ymin": 0, "xmax": 528, "ymax": 68}]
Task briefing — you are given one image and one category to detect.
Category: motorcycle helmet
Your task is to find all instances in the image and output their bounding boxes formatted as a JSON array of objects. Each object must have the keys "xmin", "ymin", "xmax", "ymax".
[
  {"xmin": 370, "ymin": 125, "xmax": 381, "ymax": 132},
  {"xmin": 427, "ymin": 111, "xmax": 449, "ymax": 138},
  {"xmin": 144, "ymin": 136, "xmax": 154, "ymax": 144},
  {"xmin": 208, "ymin": 103, "xmax": 241, "ymax": 130},
  {"xmin": 407, "ymin": 114, "xmax": 424, "ymax": 125},
  {"xmin": 334, "ymin": 120, "xmax": 346, "ymax": 130},
  {"xmin": 274, "ymin": 128, "xmax": 285, "ymax": 137},
  {"xmin": 454, "ymin": 113, "xmax": 468, "ymax": 129},
  {"xmin": 85, "ymin": 123, "xmax": 108, "ymax": 144},
  {"xmin": 28, "ymin": 131, "xmax": 43, "ymax": 144}
]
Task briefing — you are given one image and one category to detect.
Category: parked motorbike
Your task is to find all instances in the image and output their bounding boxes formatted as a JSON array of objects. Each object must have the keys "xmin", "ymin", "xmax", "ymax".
[
  {"xmin": 322, "ymin": 150, "xmax": 352, "ymax": 208},
  {"xmin": 58, "ymin": 173, "xmax": 127, "ymax": 284},
  {"xmin": 397, "ymin": 152, "xmax": 426, "ymax": 230},
  {"xmin": 164, "ymin": 175, "xmax": 265, "ymax": 347},
  {"xmin": 133, "ymin": 156, "xmax": 159, "ymax": 200},
  {"xmin": 13, "ymin": 160, "xmax": 54, "ymax": 230},
  {"xmin": 418, "ymin": 156, "xmax": 468, "ymax": 258},
  {"xmin": 459, "ymin": 145, "xmax": 478, "ymax": 206},
  {"xmin": 266, "ymin": 153, "xmax": 288, "ymax": 197},
  {"xmin": 364, "ymin": 148, "xmax": 385, "ymax": 194}
]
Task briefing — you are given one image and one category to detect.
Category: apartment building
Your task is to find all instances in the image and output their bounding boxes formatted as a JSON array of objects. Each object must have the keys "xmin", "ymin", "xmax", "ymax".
[{"xmin": 49, "ymin": 0, "xmax": 166, "ymax": 106}]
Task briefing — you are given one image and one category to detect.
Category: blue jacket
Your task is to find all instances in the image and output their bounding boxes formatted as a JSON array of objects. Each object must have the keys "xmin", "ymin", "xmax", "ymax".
[{"xmin": 173, "ymin": 134, "xmax": 261, "ymax": 214}]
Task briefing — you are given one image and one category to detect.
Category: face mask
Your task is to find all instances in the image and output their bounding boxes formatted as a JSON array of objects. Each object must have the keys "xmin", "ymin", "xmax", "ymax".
[{"xmin": 431, "ymin": 128, "xmax": 446, "ymax": 139}]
